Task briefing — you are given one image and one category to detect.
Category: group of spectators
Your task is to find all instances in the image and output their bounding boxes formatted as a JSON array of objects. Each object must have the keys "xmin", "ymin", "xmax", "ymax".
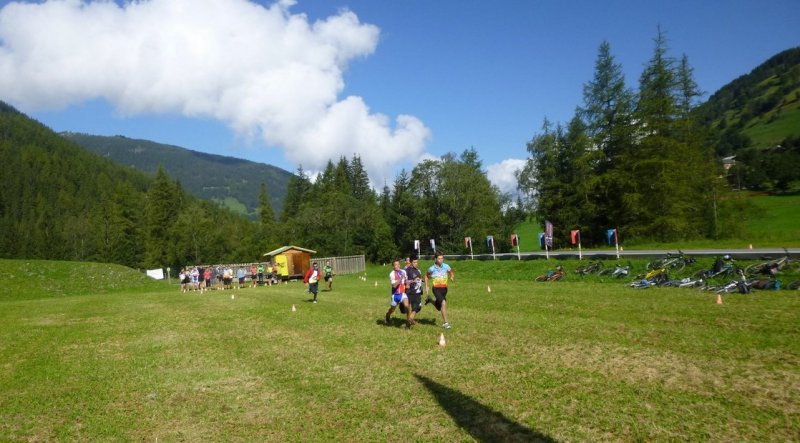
[{"xmin": 178, "ymin": 263, "xmax": 279, "ymax": 292}]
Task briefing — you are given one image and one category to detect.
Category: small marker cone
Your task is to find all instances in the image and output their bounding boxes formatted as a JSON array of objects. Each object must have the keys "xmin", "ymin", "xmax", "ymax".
[
  {"xmin": 292, "ymin": 304, "xmax": 296, "ymax": 312},
  {"xmin": 716, "ymin": 293, "xmax": 723, "ymax": 305},
  {"xmin": 374, "ymin": 281, "xmax": 378, "ymax": 287},
  {"xmin": 438, "ymin": 333, "xmax": 446, "ymax": 347},
  {"xmin": 231, "ymin": 294, "xmax": 235, "ymax": 300},
  {"xmin": 749, "ymin": 244, "xmax": 753, "ymax": 250},
  {"xmin": 487, "ymin": 285, "xmax": 492, "ymax": 293}
]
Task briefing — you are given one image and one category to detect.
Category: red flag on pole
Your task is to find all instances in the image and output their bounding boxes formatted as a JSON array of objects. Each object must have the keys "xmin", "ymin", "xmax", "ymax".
[
  {"xmin": 570, "ymin": 230, "xmax": 580, "ymax": 245},
  {"xmin": 511, "ymin": 234, "xmax": 518, "ymax": 246},
  {"xmin": 464, "ymin": 237, "xmax": 472, "ymax": 248}
]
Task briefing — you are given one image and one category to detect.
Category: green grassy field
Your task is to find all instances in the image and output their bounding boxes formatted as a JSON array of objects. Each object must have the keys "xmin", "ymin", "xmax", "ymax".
[
  {"xmin": 519, "ymin": 194, "xmax": 800, "ymax": 251},
  {"xmin": 2, "ymin": 260, "xmax": 798, "ymax": 441}
]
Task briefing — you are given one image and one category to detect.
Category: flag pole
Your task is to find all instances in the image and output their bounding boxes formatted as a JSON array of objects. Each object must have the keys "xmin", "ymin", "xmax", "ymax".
[
  {"xmin": 492, "ymin": 239, "xmax": 496, "ymax": 260},
  {"xmin": 578, "ymin": 239, "xmax": 582, "ymax": 260},
  {"xmin": 470, "ymin": 241, "xmax": 474, "ymax": 260},
  {"xmin": 516, "ymin": 242, "xmax": 520, "ymax": 260},
  {"xmin": 545, "ymin": 242, "xmax": 549, "ymax": 260}
]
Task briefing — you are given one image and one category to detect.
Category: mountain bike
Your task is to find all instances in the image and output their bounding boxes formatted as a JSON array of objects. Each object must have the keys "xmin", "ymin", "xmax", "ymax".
[
  {"xmin": 694, "ymin": 256, "xmax": 736, "ymax": 280},
  {"xmin": 661, "ymin": 276, "xmax": 706, "ymax": 288},
  {"xmin": 535, "ymin": 266, "xmax": 565, "ymax": 282},
  {"xmin": 574, "ymin": 261, "xmax": 604, "ymax": 276},
  {"xmin": 598, "ymin": 262, "xmax": 631, "ymax": 278},
  {"xmin": 646, "ymin": 250, "xmax": 695, "ymax": 272},
  {"xmin": 744, "ymin": 248, "xmax": 796, "ymax": 277}
]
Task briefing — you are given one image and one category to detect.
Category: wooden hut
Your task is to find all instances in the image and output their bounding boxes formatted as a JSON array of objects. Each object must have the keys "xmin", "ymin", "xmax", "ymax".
[{"xmin": 263, "ymin": 246, "xmax": 317, "ymax": 280}]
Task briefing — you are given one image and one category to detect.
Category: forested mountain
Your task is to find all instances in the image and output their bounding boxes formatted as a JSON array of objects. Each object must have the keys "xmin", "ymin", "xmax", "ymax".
[
  {"xmin": 62, "ymin": 133, "xmax": 293, "ymax": 219},
  {"xmin": 696, "ymin": 46, "xmax": 800, "ymax": 151},
  {"xmin": 693, "ymin": 47, "xmax": 800, "ymax": 192},
  {"xmin": 0, "ymin": 102, "xmax": 268, "ymax": 268}
]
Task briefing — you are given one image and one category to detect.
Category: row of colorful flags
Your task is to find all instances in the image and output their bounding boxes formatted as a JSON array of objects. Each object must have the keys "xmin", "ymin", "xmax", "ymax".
[{"xmin": 411, "ymin": 223, "xmax": 620, "ymax": 253}]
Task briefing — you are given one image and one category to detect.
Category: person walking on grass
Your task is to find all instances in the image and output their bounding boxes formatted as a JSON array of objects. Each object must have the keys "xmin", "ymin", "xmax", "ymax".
[
  {"xmin": 304, "ymin": 262, "xmax": 322, "ymax": 303},
  {"xmin": 385, "ymin": 259, "xmax": 411, "ymax": 327},
  {"xmin": 404, "ymin": 256, "xmax": 425, "ymax": 326},
  {"xmin": 425, "ymin": 252, "xmax": 455, "ymax": 329}
]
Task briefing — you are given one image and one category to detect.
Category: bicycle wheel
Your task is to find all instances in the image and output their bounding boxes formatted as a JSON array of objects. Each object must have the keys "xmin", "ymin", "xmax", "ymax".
[
  {"xmin": 598, "ymin": 268, "xmax": 614, "ymax": 276},
  {"xmin": 745, "ymin": 262, "xmax": 765, "ymax": 276},
  {"xmin": 693, "ymin": 269, "xmax": 708, "ymax": 279}
]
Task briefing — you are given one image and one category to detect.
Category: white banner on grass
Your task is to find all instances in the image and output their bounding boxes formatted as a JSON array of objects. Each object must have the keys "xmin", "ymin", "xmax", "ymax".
[{"xmin": 146, "ymin": 268, "xmax": 164, "ymax": 280}]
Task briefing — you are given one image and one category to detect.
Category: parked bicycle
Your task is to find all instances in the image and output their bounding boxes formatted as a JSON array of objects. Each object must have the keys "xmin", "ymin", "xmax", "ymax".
[
  {"xmin": 535, "ymin": 266, "xmax": 565, "ymax": 282},
  {"xmin": 598, "ymin": 262, "xmax": 631, "ymax": 279},
  {"xmin": 574, "ymin": 261, "xmax": 604, "ymax": 276},
  {"xmin": 629, "ymin": 269, "xmax": 670, "ymax": 288},
  {"xmin": 646, "ymin": 250, "xmax": 695, "ymax": 272},
  {"xmin": 744, "ymin": 248, "xmax": 796, "ymax": 277},
  {"xmin": 694, "ymin": 255, "xmax": 736, "ymax": 280},
  {"xmin": 702, "ymin": 269, "xmax": 751, "ymax": 294}
]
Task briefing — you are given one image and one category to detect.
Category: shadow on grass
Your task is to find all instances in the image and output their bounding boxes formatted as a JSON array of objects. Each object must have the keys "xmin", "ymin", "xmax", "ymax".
[{"xmin": 415, "ymin": 374, "xmax": 557, "ymax": 443}]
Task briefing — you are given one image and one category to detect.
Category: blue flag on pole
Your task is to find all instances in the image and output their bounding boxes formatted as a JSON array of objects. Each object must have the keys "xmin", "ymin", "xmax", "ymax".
[{"xmin": 606, "ymin": 228, "xmax": 617, "ymax": 245}]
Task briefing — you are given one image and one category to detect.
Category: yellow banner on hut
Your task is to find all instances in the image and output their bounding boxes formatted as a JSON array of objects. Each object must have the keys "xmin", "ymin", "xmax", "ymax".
[{"xmin": 263, "ymin": 246, "xmax": 317, "ymax": 280}]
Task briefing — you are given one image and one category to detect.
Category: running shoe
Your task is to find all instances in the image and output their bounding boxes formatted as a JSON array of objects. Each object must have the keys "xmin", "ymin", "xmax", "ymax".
[{"xmin": 442, "ymin": 322, "xmax": 451, "ymax": 329}]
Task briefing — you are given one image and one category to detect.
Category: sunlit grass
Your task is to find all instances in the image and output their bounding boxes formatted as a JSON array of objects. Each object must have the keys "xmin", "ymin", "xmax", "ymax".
[{"xmin": 1, "ymin": 260, "xmax": 798, "ymax": 441}]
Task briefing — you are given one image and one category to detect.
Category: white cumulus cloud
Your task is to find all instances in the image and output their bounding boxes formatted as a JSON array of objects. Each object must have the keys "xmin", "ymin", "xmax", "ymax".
[
  {"xmin": 0, "ymin": 0, "xmax": 430, "ymax": 184},
  {"xmin": 486, "ymin": 158, "xmax": 526, "ymax": 195}
]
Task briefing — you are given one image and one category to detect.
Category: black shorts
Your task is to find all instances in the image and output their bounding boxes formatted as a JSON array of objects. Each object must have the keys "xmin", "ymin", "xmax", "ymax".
[
  {"xmin": 407, "ymin": 292, "xmax": 422, "ymax": 313},
  {"xmin": 432, "ymin": 287, "xmax": 447, "ymax": 311}
]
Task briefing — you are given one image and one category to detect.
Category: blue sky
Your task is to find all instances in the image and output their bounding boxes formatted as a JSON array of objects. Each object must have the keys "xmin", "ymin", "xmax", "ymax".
[{"xmin": 1, "ymin": 0, "xmax": 798, "ymax": 192}]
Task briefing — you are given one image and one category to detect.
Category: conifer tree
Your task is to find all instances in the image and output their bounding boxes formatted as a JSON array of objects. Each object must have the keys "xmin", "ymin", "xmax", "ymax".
[
  {"xmin": 281, "ymin": 166, "xmax": 311, "ymax": 222},
  {"xmin": 144, "ymin": 166, "xmax": 179, "ymax": 267}
]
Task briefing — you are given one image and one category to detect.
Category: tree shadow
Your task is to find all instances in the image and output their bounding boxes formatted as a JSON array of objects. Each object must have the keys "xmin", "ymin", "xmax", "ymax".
[{"xmin": 415, "ymin": 374, "xmax": 558, "ymax": 443}]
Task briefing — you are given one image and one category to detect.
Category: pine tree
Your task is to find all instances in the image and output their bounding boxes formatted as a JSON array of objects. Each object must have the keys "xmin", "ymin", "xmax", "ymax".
[
  {"xmin": 281, "ymin": 166, "xmax": 311, "ymax": 222},
  {"xmin": 144, "ymin": 166, "xmax": 179, "ymax": 267},
  {"xmin": 258, "ymin": 182, "xmax": 276, "ymax": 249}
]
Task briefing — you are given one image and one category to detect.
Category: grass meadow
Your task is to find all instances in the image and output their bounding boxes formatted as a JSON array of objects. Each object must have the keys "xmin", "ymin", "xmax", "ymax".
[
  {"xmin": 1, "ymin": 259, "xmax": 799, "ymax": 442},
  {"xmin": 518, "ymin": 194, "xmax": 800, "ymax": 251}
]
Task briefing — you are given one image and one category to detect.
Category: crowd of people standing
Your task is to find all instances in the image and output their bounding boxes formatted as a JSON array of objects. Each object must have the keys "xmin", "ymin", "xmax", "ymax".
[{"xmin": 178, "ymin": 263, "xmax": 279, "ymax": 292}]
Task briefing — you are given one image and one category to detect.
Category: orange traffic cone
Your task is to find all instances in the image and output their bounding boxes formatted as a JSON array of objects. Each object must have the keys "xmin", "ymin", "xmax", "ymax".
[
  {"xmin": 716, "ymin": 293, "xmax": 723, "ymax": 305},
  {"xmin": 438, "ymin": 333, "xmax": 446, "ymax": 347},
  {"xmin": 292, "ymin": 304, "xmax": 297, "ymax": 312}
]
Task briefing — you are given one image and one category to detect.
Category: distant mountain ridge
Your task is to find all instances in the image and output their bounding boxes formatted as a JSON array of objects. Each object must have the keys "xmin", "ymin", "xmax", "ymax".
[
  {"xmin": 695, "ymin": 46, "xmax": 800, "ymax": 150},
  {"xmin": 62, "ymin": 133, "xmax": 293, "ymax": 218}
]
